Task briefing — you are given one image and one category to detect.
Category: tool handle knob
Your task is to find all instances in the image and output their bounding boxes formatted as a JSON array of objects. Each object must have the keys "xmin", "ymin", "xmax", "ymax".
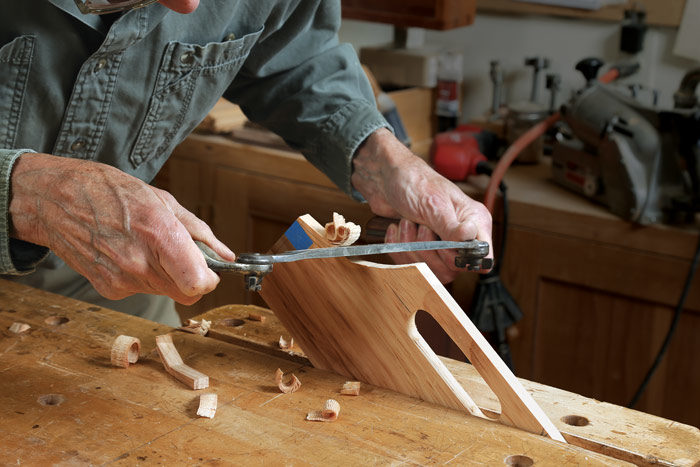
[{"xmin": 575, "ymin": 57, "xmax": 605, "ymax": 83}]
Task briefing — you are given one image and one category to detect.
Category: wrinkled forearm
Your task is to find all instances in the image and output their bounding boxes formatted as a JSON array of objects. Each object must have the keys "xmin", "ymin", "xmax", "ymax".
[{"xmin": 351, "ymin": 128, "xmax": 429, "ymax": 218}]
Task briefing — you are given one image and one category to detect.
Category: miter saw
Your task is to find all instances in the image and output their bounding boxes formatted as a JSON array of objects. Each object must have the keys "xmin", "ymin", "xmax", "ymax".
[{"xmin": 551, "ymin": 58, "xmax": 700, "ymax": 224}]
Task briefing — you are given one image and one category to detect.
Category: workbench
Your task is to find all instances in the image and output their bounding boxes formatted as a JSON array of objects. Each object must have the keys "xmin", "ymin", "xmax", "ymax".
[{"xmin": 1, "ymin": 280, "xmax": 698, "ymax": 465}]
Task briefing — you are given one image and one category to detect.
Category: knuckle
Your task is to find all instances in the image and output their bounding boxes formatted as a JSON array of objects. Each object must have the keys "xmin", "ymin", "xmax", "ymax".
[
  {"xmin": 181, "ymin": 269, "xmax": 218, "ymax": 297},
  {"xmin": 176, "ymin": 294, "xmax": 203, "ymax": 306},
  {"xmin": 93, "ymin": 281, "xmax": 129, "ymax": 300}
]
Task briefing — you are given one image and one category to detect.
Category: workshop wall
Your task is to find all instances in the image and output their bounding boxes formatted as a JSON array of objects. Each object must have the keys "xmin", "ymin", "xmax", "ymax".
[{"xmin": 339, "ymin": 12, "xmax": 697, "ymax": 120}]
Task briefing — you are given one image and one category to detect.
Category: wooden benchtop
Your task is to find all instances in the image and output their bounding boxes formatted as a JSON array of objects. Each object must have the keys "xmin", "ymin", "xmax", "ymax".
[{"xmin": 0, "ymin": 279, "xmax": 647, "ymax": 466}]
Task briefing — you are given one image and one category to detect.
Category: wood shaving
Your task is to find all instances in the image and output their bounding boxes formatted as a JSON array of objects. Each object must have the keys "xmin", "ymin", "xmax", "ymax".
[
  {"xmin": 179, "ymin": 318, "xmax": 211, "ymax": 336},
  {"xmin": 275, "ymin": 368, "xmax": 302, "ymax": 394},
  {"xmin": 155, "ymin": 334, "xmax": 209, "ymax": 390},
  {"xmin": 196, "ymin": 393, "xmax": 218, "ymax": 419},
  {"xmin": 340, "ymin": 381, "xmax": 361, "ymax": 396},
  {"xmin": 306, "ymin": 399, "xmax": 340, "ymax": 422},
  {"xmin": 110, "ymin": 335, "xmax": 141, "ymax": 368},
  {"xmin": 324, "ymin": 212, "xmax": 360, "ymax": 246},
  {"xmin": 247, "ymin": 312, "xmax": 265, "ymax": 322},
  {"xmin": 278, "ymin": 335, "xmax": 294, "ymax": 350},
  {"xmin": 8, "ymin": 322, "xmax": 30, "ymax": 334}
]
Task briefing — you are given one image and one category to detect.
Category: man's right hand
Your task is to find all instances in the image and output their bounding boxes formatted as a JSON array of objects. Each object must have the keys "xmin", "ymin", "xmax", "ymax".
[{"xmin": 8, "ymin": 153, "xmax": 235, "ymax": 305}]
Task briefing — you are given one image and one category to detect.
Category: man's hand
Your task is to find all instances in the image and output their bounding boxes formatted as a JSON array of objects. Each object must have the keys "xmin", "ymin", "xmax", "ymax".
[
  {"xmin": 9, "ymin": 153, "xmax": 235, "ymax": 305},
  {"xmin": 351, "ymin": 128, "xmax": 493, "ymax": 283}
]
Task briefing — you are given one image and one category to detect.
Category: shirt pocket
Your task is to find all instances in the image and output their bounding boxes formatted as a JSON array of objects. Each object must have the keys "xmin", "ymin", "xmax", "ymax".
[
  {"xmin": 129, "ymin": 27, "xmax": 263, "ymax": 169},
  {"xmin": 0, "ymin": 35, "xmax": 35, "ymax": 149}
]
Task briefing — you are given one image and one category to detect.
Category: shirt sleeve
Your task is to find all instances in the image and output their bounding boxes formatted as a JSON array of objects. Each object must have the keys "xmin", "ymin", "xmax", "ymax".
[
  {"xmin": 223, "ymin": 1, "xmax": 390, "ymax": 200},
  {"xmin": 0, "ymin": 148, "xmax": 50, "ymax": 275}
]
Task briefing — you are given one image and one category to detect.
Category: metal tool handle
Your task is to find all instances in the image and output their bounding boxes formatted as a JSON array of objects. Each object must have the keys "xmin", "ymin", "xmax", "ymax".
[
  {"xmin": 197, "ymin": 237, "xmax": 492, "ymax": 292},
  {"xmin": 237, "ymin": 240, "xmax": 490, "ymax": 270},
  {"xmin": 196, "ymin": 241, "xmax": 272, "ymax": 292},
  {"xmin": 196, "ymin": 242, "xmax": 272, "ymax": 274}
]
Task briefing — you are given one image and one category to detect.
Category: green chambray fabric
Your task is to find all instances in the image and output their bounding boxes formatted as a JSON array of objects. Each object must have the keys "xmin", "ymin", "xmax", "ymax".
[
  {"xmin": 0, "ymin": 148, "xmax": 50, "ymax": 274},
  {"xmin": 0, "ymin": 0, "xmax": 388, "ymax": 276}
]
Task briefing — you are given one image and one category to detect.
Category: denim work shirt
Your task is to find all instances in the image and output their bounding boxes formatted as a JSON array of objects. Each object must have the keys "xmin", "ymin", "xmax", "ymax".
[{"xmin": 0, "ymin": 0, "xmax": 387, "ymax": 275}]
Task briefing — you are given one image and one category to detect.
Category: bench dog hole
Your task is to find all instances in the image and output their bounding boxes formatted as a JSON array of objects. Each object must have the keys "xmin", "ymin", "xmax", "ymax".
[
  {"xmin": 38, "ymin": 394, "xmax": 65, "ymax": 406},
  {"xmin": 504, "ymin": 455, "xmax": 534, "ymax": 467},
  {"xmin": 44, "ymin": 316, "xmax": 69, "ymax": 326},
  {"xmin": 219, "ymin": 318, "xmax": 245, "ymax": 327},
  {"xmin": 561, "ymin": 414, "xmax": 589, "ymax": 427}
]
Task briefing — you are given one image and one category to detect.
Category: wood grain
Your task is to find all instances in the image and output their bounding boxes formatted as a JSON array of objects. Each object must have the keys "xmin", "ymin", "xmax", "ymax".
[
  {"xmin": 155, "ymin": 334, "xmax": 209, "ymax": 390},
  {"xmin": 0, "ymin": 279, "xmax": 625, "ymax": 466},
  {"xmin": 258, "ymin": 214, "xmax": 564, "ymax": 441}
]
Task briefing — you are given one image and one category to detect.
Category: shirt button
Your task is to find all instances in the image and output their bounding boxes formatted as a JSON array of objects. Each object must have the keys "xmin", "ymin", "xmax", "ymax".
[
  {"xmin": 180, "ymin": 51, "xmax": 194, "ymax": 64},
  {"xmin": 94, "ymin": 58, "xmax": 107, "ymax": 73},
  {"xmin": 225, "ymin": 33, "xmax": 236, "ymax": 41},
  {"xmin": 70, "ymin": 139, "xmax": 86, "ymax": 151}
]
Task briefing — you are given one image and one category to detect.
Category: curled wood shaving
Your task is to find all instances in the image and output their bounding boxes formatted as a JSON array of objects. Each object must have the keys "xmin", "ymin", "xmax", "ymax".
[
  {"xmin": 8, "ymin": 322, "xmax": 30, "ymax": 334},
  {"xmin": 247, "ymin": 312, "xmax": 265, "ymax": 322},
  {"xmin": 196, "ymin": 393, "xmax": 218, "ymax": 419},
  {"xmin": 324, "ymin": 212, "xmax": 361, "ymax": 246},
  {"xmin": 155, "ymin": 334, "xmax": 209, "ymax": 390},
  {"xmin": 110, "ymin": 335, "xmax": 141, "ymax": 368},
  {"xmin": 179, "ymin": 318, "xmax": 211, "ymax": 336},
  {"xmin": 275, "ymin": 368, "xmax": 302, "ymax": 394},
  {"xmin": 340, "ymin": 381, "xmax": 361, "ymax": 396},
  {"xmin": 278, "ymin": 335, "xmax": 294, "ymax": 350},
  {"xmin": 306, "ymin": 399, "xmax": 340, "ymax": 422}
]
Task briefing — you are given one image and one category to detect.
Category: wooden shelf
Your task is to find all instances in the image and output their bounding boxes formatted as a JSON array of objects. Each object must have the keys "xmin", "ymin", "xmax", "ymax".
[
  {"xmin": 341, "ymin": 0, "xmax": 477, "ymax": 30},
  {"xmin": 476, "ymin": 0, "xmax": 686, "ymax": 27}
]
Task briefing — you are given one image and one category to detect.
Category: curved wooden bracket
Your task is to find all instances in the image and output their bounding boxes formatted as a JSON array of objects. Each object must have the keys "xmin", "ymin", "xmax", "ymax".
[{"xmin": 259, "ymin": 214, "xmax": 563, "ymax": 441}]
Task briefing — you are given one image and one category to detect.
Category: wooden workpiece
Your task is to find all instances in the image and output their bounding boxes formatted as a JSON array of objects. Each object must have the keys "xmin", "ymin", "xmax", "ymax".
[
  {"xmin": 2, "ymin": 279, "xmax": 689, "ymax": 465},
  {"xmin": 260, "ymin": 214, "xmax": 563, "ymax": 441}
]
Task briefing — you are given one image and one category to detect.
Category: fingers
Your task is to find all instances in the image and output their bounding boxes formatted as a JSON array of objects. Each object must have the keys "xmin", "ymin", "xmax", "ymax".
[
  {"xmin": 147, "ymin": 189, "xmax": 232, "ymax": 301},
  {"xmin": 10, "ymin": 155, "xmax": 227, "ymax": 305},
  {"xmin": 420, "ymin": 192, "xmax": 494, "ymax": 273},
  {"xmin": 385, "ymin": 220, "xmax": 459, "ymax": 284},
  {"xmin": 157, "ymin": 230, "xmax": 221, "ymax": 299},
  {"xmin": 152, "ymin": 188, "xmax": 236, "ymax": 262}
]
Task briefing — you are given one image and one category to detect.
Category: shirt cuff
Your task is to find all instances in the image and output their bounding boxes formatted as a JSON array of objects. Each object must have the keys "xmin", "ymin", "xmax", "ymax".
[
  {"xmin": 0, "ymin": 148, "xmax": 49, "ymax": 275},
  {"xmin": 314, "ymin": 101, "xmax": 390, "ymax": 201}
]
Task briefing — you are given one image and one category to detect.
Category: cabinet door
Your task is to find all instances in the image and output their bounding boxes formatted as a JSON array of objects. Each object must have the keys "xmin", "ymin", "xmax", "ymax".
[{"xmin": 502, "ymin": 227, "xmax": 700, "ymax": 427}]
